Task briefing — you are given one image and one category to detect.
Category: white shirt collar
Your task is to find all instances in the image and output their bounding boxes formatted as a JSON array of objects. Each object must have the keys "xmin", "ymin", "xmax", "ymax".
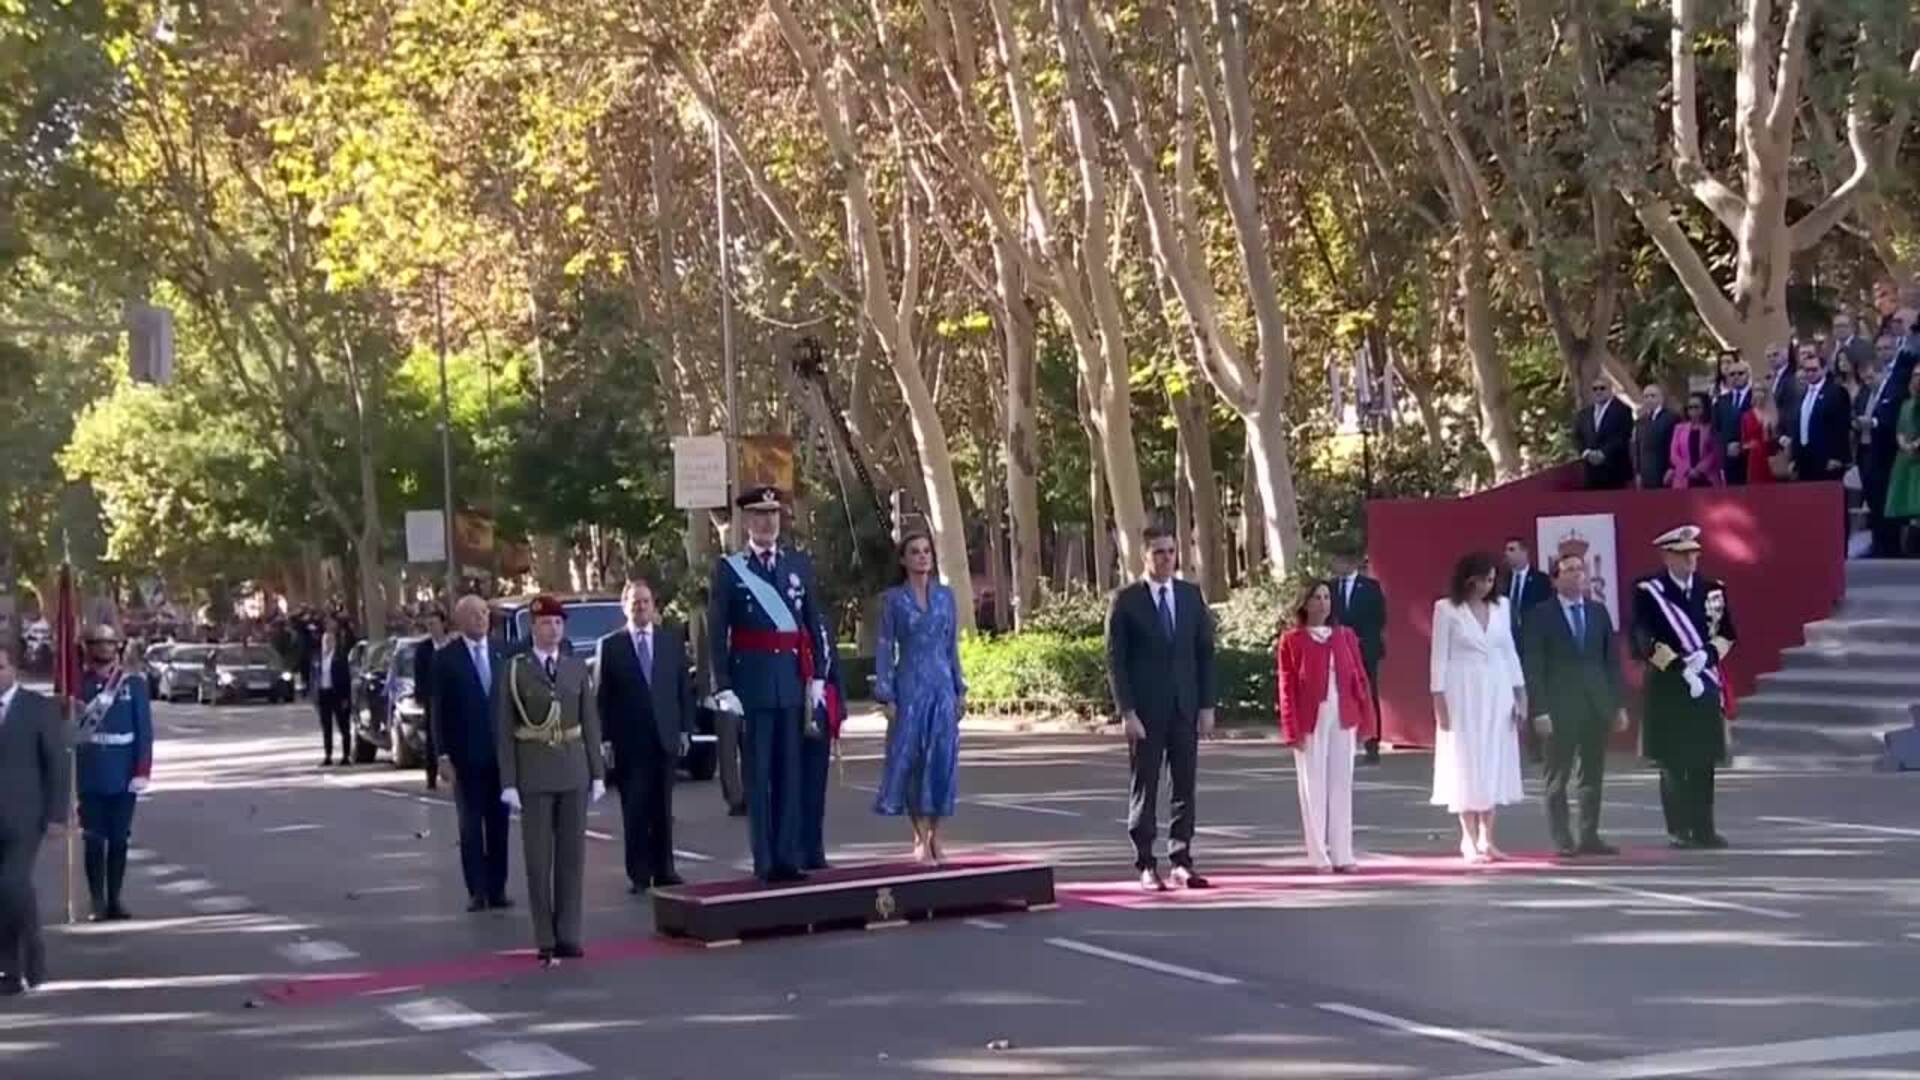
[
  {"xmin": 1560, "ymin": 595, "xmax": 1583, "ymax": 610},
  {"xmin": 749, "ymin": 540, "xmax": 779, "ymax": 559},
  {"xmin": 0, "ymin": 683, "xmax": 15, "ymax": 716},
  {"xmin": 629, "ymin": 622, "xmax": 652, "ymax": 639},
  {"xmin": 1670, "ymin": 573, "xmax": 1694, "ymax": 593},
  {"xmin": 533, "ymin": 647, "xmax": 560, "ymax": 665},
  {"xmin": 465, "ymin": 635, "xmax": 488, "ymax": 652}
]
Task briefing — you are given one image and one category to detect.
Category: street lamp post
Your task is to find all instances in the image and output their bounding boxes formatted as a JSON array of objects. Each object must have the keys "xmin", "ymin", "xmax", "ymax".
[{"xmin": 432, "ymin": 272, "xmax": 461, "ymax": 602}]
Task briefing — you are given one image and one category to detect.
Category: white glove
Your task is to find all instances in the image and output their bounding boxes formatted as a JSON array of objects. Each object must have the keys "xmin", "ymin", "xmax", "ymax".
[
  {"xmin": 1680, "ymin": 650, "xmax": 1711, "ymax": 699},
  {"xmin": 589, "ymin": 779, "xmax": 605, "ymax": 804},
  {"xmin": 710, "ymin": 690, "xmax": 744, "ymax": 715},
  {"xmin": 129, "ymin": 777, "xmax": 150, "ymax": 795},
  {"xmin": 500, "ymin": 787, "xmax": 522, "ymax": 811},
  {"xmin": 807, "ymin": 680, "xmax": 827, "ymax": 711},
  {"xmin": 678, "ymin": 733, "xmax": 691, "ymax": 757}
]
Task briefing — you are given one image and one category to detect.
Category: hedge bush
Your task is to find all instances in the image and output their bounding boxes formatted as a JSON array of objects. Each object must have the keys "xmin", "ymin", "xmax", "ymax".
[
  {"xmin": 958, "ymin": 632, "xmax": 1109, "ymax": 709},
  {"xmin": 1022, "ymin": 585, "xmax": 1110, "ymax": 638}
]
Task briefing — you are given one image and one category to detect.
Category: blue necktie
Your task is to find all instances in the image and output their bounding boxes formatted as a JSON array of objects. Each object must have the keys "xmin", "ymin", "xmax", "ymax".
[
  {"xmin": 635, "ymin": 631, "xmax": 653, "ymax": 683},
  {"xmin": 1157, "ymin": 586, "xmax": 1175, "ymax": 640},
  {"xmin": 1572, "ymin": 603, "xmax": 1586, "ymax": 642}
]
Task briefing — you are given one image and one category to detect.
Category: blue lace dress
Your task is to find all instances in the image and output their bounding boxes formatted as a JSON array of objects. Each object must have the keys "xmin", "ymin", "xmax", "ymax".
[{"xmin": 872, "ymin": 583, "xmax": 966, "ymax": 817}]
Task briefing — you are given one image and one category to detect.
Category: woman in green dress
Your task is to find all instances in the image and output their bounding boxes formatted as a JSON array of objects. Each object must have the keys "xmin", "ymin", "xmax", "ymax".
[{"xmin": 1884, "ymin": 366, "xmax": 1920, "ymax": 547}]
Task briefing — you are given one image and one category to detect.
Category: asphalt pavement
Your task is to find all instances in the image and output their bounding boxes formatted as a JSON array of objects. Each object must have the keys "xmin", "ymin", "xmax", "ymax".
[{"xmin": 6, "ymin": 695, "xmax": 1920, "ymax": 1079}]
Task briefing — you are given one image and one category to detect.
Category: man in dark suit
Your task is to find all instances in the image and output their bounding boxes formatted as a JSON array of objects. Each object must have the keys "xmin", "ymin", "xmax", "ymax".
[
  {"xmin": 1521, "ymin": 554, "xmax": 1627, "ymax": 857},
  {"xmin": 1831, "ymin": 313, "xmax": 1875, "ymax": 375},
  {"xmin": 1573, "ymin": 380, "xmax": 1634, "ymax": 490},
  {"xmin": 0, "ymin": 643, "xmax": 67, "ymax": 995},
  {"xmin": 596, "ymin": 577, "xmax": 694, "ymax": 894},
  {"xmin": 1765, "ymin": 342, "xmax": 1797, "ymax": 411},
  {"xmin": 1632, "ymin": 526, "xmax": 1736, "ymax": 849},
  {"xmin": 313, "ymin": 619, "xmax": 354, "ymax": 767},
  {"xmin": 431, "ymin": 595, "xmax": 512, "ymax": 911},
  {"xmin": 1498, "ymin": 537, "xmax": 1552, "ymax": 634},
  {"xmin": 1329, "ymin": 545, "xmax": 1386, "ymax": 763},
  {"xmin": 1107, "ymin": 525, "xmax": 1216, "ymax": 892},
  {"xmin": 1789, "ymin": 343, "xmax": 1853, "ymax": 483},
  {"xmin": 1712, "ymin": 358, "xmax": 1755, "ymax": 486},
  {"xmin": 414, "ymin": 608, "xmax": 449, "ymax": 790},
  {"xmin": 1635, "ymin": 383, "xmax": 1680, "ymax": 489},
  {"xmin": 1863, "ymin": 327, "xmax": 1918, "ymax": 555}
]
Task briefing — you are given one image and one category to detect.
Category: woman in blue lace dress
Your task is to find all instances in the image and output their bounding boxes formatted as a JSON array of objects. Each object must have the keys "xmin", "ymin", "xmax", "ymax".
[{"xmin": 872, "ymin": 532, "xmax": 967, "ymax": 863}]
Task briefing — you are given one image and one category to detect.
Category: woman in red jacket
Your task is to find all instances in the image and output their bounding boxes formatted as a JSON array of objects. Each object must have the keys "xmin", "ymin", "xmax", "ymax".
[{"xmin": 1276, "ymin": 580, "xmax": 1378, "ymax": 873}]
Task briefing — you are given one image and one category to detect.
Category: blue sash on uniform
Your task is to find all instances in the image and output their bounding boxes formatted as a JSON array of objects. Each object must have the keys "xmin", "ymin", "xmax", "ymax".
[{"xmin": 726, "ymin": 553, "xmax": 800, "ymax": 633}]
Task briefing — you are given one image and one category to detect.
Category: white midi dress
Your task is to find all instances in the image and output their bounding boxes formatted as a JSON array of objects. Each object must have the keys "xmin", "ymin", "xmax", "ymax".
[{"xmin": 1428, "ymin": 598, "xmax": 1526, "ymax": 814}]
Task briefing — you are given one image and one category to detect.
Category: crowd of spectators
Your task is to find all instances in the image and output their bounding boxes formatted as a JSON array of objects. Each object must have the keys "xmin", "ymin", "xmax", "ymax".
[{"xmin": 1577, "ymin": 295, "xmax": 1920, "ymax": 557}]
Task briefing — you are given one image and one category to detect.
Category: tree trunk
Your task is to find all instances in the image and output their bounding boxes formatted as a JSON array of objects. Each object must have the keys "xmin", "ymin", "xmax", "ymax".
[
  {"xmin": 1459, "ymin": 233, "xmax": 1522, "ymax": 480},
  {"xmin": 994, "ymin": 239, "xmax": 1043, "ymax": 630},
  {"xmin": 1240, "ymin": 438, "xmax": 1266, "ymax": 578},
  {"xmin": 1090, "ymin": 452, "xmax": 1114, "ymax": 593},
  {"xmin": 1169, "ymin": 383, "xmax": 1227, "ymax": 600},
  {"xmin": 983, "ymin": 446, "xmax": 1010, "ymax": 631},
  {"xmin": 341, "ymin": 335, "xmax": 389, "ymax": 642}
]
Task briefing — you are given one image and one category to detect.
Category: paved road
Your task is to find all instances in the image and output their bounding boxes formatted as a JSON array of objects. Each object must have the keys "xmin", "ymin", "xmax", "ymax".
[{"xmin": 6, "ymin": 696, "xmax": 1920, "ymax": 1079}]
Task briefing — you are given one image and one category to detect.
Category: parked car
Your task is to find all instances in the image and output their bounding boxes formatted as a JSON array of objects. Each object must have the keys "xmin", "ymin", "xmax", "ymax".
[
  {"xmin": 200, "ymin": 644, "xmax": 295, "ymax": 705},
  {"xmin": 158, "ymin": 643, "xmax": 215, "ymax": 703},
  {"xmin": 141, "ymin": 642, "xmax": 174, "ymax": 685},
  {"xmin": 347, "ymin": 639, "xmax": 390, "ymax": 764},
  {"xmin": 489, "ymin": 594, "xmax": 717, "ymax": 781},
  {"xmin": 351, "ymin": 636, "xmax": 431, "ymax": 769}
]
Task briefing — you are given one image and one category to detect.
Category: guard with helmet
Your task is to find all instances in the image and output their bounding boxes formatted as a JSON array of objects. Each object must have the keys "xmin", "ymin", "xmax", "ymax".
[
  {"xmin": 707, "ymin": 487, "xmax": 833, "ymax": 883},
  {"xmin": 74, "ymin": 624, "xmax": 153, "ymax": 921}
]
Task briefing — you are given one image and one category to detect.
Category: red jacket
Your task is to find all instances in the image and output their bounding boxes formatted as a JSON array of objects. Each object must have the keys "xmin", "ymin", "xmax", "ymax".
[{"xmin": 1275, "ymin": 625, "xmax": 1377, "ymax": 745}]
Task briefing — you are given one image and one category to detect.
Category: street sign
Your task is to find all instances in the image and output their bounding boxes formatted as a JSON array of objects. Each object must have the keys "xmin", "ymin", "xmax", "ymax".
[
  {"xmin": 404, "ymin": 510, "xmax": 447, "ymax": 564},
  {"xmin": 674, "ymin": 435, "xmax": 729, "ymax": 509}
]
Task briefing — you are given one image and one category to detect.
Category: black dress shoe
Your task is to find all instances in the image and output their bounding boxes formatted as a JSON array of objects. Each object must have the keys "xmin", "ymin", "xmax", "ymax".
[
  {"xmin": 652, "ymin": 873, "xmax": 686, "ymax": 888},
  {"xmin": 1695, "ymin": 833, "xmax": 1730, "ymax": 849},
  {"xmin": 1668, "ymin": 835, "xmax": 1699, "ymax": 850},
  {"xmin": 1555, "ymin": 843, "xmax": 1580, "ymax": 859},
  {"xmin": 466, "ymin": 896, "xmax": 489, "ymax": 913},
  {"xmin": 1577, "ymin": 840, "xmax": 1621, "ymax": 857},
  {"xmin": 0, "ymin": 978, "xmax": 23, "ymax": 997},
  {"xmin": 489, "ymin": 895, "xmax": 514, "ymax": 910},
  {"xmin": 765, "ymin": 867, "xmax": 808, "ymax": 884},
  {"xmin": 727, "ymin": 804, "xmax": 748, "ymax": 817},
  {"xmin": 536, "ymin": 949, "xmax": 556, "ymax": 968},
  {"xmin": 105, "ymin": 905, "xmax": 133, "ymax": 921},
  {"xmin": 1170, "ymin": 866, "xmax": 1211, "ymax": 889},
  {"xmin": 87, "ymin": 911, "xmax": 110, "ymax": 924},
  {"xmin": 554, "ymin": 943, "xmax": 585, "ymax": 960},
  {"xmin": 320, "ymin": 758, "xmax": 333, "ymax": 767},
  {"xmin": 627, "ymin": 882, "xmax": 646, "ymax": 896}
]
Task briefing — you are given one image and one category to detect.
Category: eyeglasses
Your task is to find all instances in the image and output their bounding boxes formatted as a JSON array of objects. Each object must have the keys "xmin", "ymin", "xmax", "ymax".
[{"xmin": 1591, "ymin": 384, "xmax": 1610, "ymax": 393}]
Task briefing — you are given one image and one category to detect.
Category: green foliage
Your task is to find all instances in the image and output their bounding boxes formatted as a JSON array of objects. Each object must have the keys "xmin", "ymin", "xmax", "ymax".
[
  {"xmin": 1022, "ymin": 583, "xmax": 1111, "ymax": 638},
  {"xmin": 958, "ymin": 631, "xmax": 1109, "ymax": 709}
]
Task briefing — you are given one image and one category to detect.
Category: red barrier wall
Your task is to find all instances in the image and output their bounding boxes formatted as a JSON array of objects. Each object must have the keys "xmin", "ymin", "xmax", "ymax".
[{"xmin": 1364, "ymin": 464, "xmax": 1846, "ymax": 747}]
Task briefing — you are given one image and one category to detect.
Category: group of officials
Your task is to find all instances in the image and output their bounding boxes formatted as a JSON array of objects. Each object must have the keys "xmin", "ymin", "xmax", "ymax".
[{"xmin": 418, "ymin": 485, "xmax": 836, "ymax": 965}]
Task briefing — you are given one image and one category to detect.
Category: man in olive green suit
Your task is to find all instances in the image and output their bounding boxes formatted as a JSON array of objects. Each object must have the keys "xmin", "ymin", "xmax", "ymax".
[{"xmin": 496, "ymin": 596, "xmax": 605, "ymax": 967}]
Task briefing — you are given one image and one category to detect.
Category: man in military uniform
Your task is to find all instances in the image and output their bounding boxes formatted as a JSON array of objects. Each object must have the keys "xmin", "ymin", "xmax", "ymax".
[
  {"xmin": 707, "ymin": 487, "xmax": 832, "ymax": 883},
  {"xmin": 1631, "ymin": 525, "xmax": 1737, "ymax": 850},
  {"xmin": 496, "ymin": 596, "xmax": 605, "ymax": 966},
  {"xmin": 74, "ymin": 625, "xmax": 154, "ymax": 921}
]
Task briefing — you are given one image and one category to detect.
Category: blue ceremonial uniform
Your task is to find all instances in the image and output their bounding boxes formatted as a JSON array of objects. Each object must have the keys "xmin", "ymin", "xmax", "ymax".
[
  {"xmin": 707, "ymin": 543, "xmax": 832, "ymax": 880},
  {"xmin": 798, "ymin": 630, "xmax": 845, "ymax": 870},
  {"xmin": 75, "ymin": 669, "xmax": 154, "ymax": 917}
]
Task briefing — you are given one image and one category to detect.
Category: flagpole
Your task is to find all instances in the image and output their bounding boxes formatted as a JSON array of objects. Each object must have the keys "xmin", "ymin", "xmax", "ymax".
[{"xmin": 55, "ymin": 561, "xmax": 78, "ymax": 924}]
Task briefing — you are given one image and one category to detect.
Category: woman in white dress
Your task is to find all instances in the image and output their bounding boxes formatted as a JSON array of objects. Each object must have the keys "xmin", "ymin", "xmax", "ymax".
[{"xmin": 1429, "ymin": 551, "xmax": 1528, "ymax": 862}]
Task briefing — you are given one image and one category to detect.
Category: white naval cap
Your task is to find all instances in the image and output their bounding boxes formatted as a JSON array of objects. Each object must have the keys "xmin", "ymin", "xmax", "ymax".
[{"xmin": 1652, "ymin": 524, "xmax": 1703, "ymax": 552}]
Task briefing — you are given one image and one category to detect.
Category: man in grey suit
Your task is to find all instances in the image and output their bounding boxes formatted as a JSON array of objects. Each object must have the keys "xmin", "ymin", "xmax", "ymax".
[
  {"xmin": 596, "ymin": 577, "xmax": 694, "ymax": 894},
  {"xmin": 496, "ymin": 596, "xmax": 605, "ymax": 967},
  {"xmin": 1107, "ymin": 525, "xmax": 1216, "ymax": 892},
  {"xmin": 1520, "ymin": 554, "xmax": 1628, "ymax": 858},
  {"xmin": 0, "ymin": 642, "xmax": 68, "ymax": 995}
]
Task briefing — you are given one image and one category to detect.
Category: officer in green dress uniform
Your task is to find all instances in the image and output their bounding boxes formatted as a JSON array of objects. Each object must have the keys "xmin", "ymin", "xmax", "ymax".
[{"xmin": 496, "ymin": 595, "xmax": 605, "ymax": 966}]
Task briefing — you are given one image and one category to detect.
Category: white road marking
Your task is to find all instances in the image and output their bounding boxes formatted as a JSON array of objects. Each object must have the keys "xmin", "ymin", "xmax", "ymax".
[
  {"xmin": 1762, "ymin": 814, "xmax": 1920, "ymax": 839},
  {"xmin": 158, "ymin": 878, "xmax": 216, "ymax": 896},
  {"xmin": 585, "ymin": 829, "xmax": 615, "ymax": 842},
  {"xmin": 190, "ymin": 896, "xmax": 251, "ymax": 914},
  {"xmin": 127, "ymin": 848, "xmax": 156, "ymax": 862},
  {"xmin": 142, "ymin": 863, "xmax": 186, "ymax": 877},
  {"xmin": 1318, "ymin": 1002, "xmax": 1578, "ymax": 1067},
  {"xmin": 466, "ymin": 1040, "xmax": 593, "ymax": 1077},
  {"xmin": 965, "ymin": 917, "xmax": 1008, "ymax": 930},
  {"xmin": 976, "ymin": 798, "xmax": 1081, "ymax": 817},
  {"xmin": 385, "ymin": 997, "xmax": 492, "ymax": 1032},
  {"xmin": 673, "ymin": 848, "xmax": 714, "ymax": 863},
  {"xmin": 1044, "ymin": 937, "xmax": 1242, "ymax": 987},
  {"xmin": 1544, "ymin": 877, "xmax": 1798, "ymax": 920},
  {"xmin": 278, "ymin": 940, "xmax": 358, "ymax": 964},
  {"xmin": 1442, "ymin": 1027, "xmax": 1920, "ymax": 1079}
]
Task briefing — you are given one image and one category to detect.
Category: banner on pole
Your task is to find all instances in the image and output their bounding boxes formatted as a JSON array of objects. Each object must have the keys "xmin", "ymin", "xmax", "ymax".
[{"xmin": 673, "ymin": 435, "xmax": 730, "ymax": 509}]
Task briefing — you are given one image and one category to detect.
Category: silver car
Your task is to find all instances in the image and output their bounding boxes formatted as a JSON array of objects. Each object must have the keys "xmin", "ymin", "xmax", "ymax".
[{"xmin": 158, "ymin": 644, "xmax": 215, "ymax": 702}]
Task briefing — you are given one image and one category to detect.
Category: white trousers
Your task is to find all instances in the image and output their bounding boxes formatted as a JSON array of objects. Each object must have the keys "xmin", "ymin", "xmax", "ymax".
[{"xmin": 1293, "ymin": 703, "xmax": 1356, "ymax": 869}]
